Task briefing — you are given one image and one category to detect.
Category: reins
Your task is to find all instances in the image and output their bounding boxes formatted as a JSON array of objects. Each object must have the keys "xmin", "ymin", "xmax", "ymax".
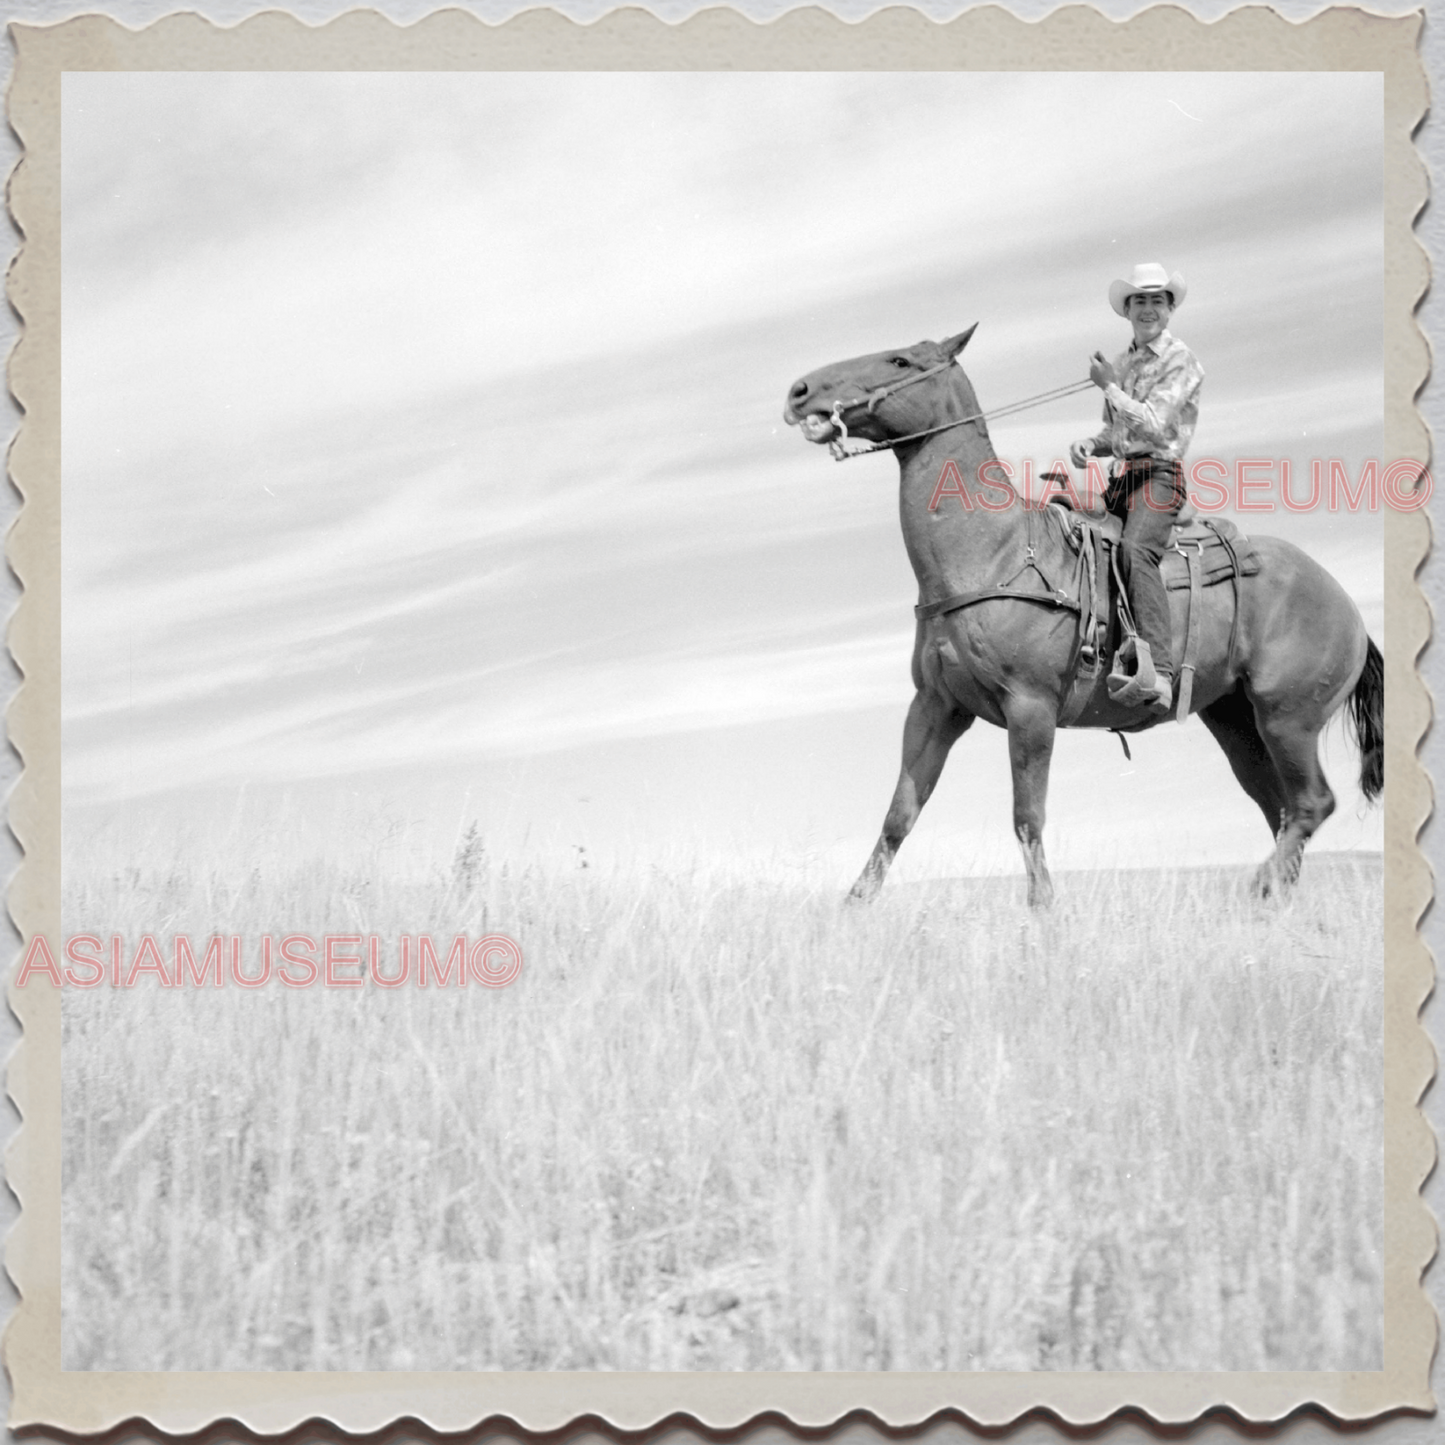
[{"xmin": 826, "ymin": 371, "xmax": 1095, "ymax": 462}]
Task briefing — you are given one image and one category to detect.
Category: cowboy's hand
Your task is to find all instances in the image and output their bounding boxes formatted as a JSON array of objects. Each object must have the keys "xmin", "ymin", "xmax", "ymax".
[
  {"xmin": 1068, "ymin": 438, "xmax": 1094, "ymax": 469},
  {"xmin": 1088, "ymin": 351, "xmax": 1118, "ymax": 389}
]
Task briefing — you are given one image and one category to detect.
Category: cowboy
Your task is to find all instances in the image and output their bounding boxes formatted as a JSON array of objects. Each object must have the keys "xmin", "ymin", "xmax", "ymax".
[{"xmin": 1069, "ymin": 262, "xmax": 1204, "ymax": 711}]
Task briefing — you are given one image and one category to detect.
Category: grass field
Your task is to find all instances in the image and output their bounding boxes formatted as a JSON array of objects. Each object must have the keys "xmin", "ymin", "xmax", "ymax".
[{"xmin": 59, "ymin": 846, "xmax": 1383, "ymax": 1371}]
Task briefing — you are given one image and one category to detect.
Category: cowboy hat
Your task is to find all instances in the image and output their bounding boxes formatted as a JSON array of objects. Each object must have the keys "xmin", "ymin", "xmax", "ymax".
[{"xmin": 1109, "ymin": 262, "xmax": 1187, "ymax": 316}]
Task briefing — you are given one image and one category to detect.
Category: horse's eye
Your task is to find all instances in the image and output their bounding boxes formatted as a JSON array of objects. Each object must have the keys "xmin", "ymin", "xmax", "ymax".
[{"xmin": 892, "ymin": 357, "xmax": 911, "ymax": 369}]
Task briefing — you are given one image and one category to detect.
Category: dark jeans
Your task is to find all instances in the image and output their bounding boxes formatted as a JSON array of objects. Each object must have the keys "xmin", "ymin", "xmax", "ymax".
[{"xmin": 1104, "ymin": 460, "xmax": 1186, "ymax": 677}]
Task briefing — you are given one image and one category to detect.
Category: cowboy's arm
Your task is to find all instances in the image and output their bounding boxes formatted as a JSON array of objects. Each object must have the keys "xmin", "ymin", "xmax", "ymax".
[
  {"xmin": 1102, "ymin": 353, "xmax": 1203, "ymax": 447},
  {"xmin": 1067, "ymin": 413, "xmax": 1107, "ymax": 466},
  {"xmin": 1086, "ymin": 398, "xmax": 1115, "ymax": 453},
  {"xmin": 1088, "ymin": 401, "xmax": 1112, "ymax": 453},
  {"xmin": 1068, "ymin": 403, "xmax": 1113, "ymax": 467},
  {"xmin": 1081, "ymin": 345, "xmax": 1132, "ymax": 454}
]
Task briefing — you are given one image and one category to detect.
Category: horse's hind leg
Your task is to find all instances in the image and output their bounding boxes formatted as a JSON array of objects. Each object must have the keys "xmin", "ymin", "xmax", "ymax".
[
  {"xmin": 849, "ymin": 689, "xmax": 972, "ymax": 902},
  {"xmin": 1252, "ymin": 706, "xmax": 1337, "ymax": 895},
  {"xmin": 1198, "ymin": 686, "xmax": 1285, "ymax": 837},
  {"xmin": 1200, "ymin": 685, "xmax": 1335, "ymax": 894}
]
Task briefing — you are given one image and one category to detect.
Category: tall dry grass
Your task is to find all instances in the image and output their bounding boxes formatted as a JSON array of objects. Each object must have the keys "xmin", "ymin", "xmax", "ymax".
[{"xmin": 59, "ymin": 847, "xmax": 1382, "ymax": 1371}]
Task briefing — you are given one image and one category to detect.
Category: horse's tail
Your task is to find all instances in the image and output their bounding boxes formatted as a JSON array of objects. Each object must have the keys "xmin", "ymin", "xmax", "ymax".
[{"xmin": 1347, "ymin": 636, "xmax": 1384, "ymax": 803}]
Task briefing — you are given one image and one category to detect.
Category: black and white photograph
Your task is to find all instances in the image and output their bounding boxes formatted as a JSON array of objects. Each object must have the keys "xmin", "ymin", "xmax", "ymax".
[{"xmin": 6, "ymin": 7, "xmax": 1432, "ymax": 1429}]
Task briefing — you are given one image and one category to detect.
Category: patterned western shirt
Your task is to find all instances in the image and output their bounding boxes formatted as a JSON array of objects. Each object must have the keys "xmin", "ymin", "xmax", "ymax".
[{"xmin": 1089, "ymin": 328, "xmax": 1204, "ymax": 462}]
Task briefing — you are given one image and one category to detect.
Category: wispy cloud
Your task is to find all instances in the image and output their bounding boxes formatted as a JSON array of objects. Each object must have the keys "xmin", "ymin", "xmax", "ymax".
[{"xmin": 63, "ymin": 625, "xmax": 916, "ymax": 802}]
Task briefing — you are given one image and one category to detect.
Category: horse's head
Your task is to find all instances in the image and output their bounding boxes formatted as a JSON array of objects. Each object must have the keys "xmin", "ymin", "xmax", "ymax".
[{"xmin": 784, "ymin": 325, "xmax": 978, "ymax": 450}]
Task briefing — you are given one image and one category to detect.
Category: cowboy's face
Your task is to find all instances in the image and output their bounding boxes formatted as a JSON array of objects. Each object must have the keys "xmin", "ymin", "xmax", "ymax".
[{"xmin": 1126, "ymin": 289, "xmax": 1172, "ymax": 344}]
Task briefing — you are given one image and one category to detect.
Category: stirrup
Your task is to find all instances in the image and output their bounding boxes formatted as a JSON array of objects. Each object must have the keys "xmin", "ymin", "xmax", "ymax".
[
  {"xmin": 1109, "ymin": 672, "xmax": 1174, "ymax": 710},
  {"xmin": 1108, "ymin": 637, "xmax": 1156, "ymax": 698},
  {"xmin": 1108, "ymin": 640, "xmax": 1173, "ymax": 709}
]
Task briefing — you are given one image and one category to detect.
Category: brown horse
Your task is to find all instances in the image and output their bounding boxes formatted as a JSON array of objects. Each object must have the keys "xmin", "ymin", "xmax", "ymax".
[{"xmin": 784, "ymin": 327, "xmax": 1383, "ymax": 905}]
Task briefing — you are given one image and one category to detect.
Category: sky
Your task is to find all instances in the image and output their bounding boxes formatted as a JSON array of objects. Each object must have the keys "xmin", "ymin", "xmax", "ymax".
[{"xmin": 60, "ymin": 71, "xmax": 1385, "ymax": 879}]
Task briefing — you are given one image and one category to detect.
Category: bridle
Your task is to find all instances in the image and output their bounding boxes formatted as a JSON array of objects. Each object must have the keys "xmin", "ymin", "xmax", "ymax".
[{"xmin": 821, "ymin": 361, "xmax": 1095, "ymax": 462}]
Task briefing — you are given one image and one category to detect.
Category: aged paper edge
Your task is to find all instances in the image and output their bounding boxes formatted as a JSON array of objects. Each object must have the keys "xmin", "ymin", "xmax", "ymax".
[{"xmin": 3, "ymin": 3, "xmax": 1433, "ymax": 1433}]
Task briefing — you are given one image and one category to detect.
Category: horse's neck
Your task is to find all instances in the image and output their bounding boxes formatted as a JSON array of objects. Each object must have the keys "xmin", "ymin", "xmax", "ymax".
[{"xmin": 895, "ymin": 419, "xmax": 1025, "ymax": 589}]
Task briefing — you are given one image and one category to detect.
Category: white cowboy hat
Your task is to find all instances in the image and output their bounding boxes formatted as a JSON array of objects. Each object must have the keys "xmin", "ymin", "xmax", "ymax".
[{"xmin": 1109, "ymin": 262, "xmax": 1187, "ymax": 316}]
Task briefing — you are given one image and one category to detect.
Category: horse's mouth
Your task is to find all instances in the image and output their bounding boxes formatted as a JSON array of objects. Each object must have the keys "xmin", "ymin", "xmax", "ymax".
[{"xmin": 791, "ymin": 411, "xmax": 840, "ymax": 445}]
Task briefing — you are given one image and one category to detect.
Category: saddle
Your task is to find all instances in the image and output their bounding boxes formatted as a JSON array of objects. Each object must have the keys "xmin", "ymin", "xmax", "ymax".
[
  {"xmin": 1046, "ymin": 488, "xmax": 1260, "ymax": 725},
  {"xmin": 912, "ymin": 484, "xmax": 1260, "ymax": 727}
]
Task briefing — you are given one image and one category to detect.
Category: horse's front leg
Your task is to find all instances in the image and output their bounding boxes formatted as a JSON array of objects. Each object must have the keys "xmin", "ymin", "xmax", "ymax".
[
  {"xmin": 1004, "ymin": 692, "xmax": 1059, "ymax": 909},
  {"xmin": 849, "ymin": 689, "xmax": 973, "ymax": 902}
]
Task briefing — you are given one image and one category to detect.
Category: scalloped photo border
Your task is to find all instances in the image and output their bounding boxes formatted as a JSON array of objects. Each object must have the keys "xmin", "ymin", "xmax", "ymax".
[{"xmin": 3, "ymin": 3, "xmax": 1434, "ymax": 1433}]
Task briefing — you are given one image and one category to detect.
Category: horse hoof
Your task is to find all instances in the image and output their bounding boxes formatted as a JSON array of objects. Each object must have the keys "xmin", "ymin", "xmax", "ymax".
[{"xmin": 1251, "ymin": 863, "xmax": 1296, "ymax": 898}]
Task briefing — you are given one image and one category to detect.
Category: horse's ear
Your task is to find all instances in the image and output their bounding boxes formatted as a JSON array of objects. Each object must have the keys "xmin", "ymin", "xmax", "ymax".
[{"xmin": 941, "ymin": 324, "xmax": 978, "ymax": 358}]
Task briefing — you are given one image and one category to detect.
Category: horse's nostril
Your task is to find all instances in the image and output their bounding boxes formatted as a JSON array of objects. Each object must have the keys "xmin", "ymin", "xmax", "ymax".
[{"xmin": 790, "ymin": 380, "xmax": 809, "ymax": 401}]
